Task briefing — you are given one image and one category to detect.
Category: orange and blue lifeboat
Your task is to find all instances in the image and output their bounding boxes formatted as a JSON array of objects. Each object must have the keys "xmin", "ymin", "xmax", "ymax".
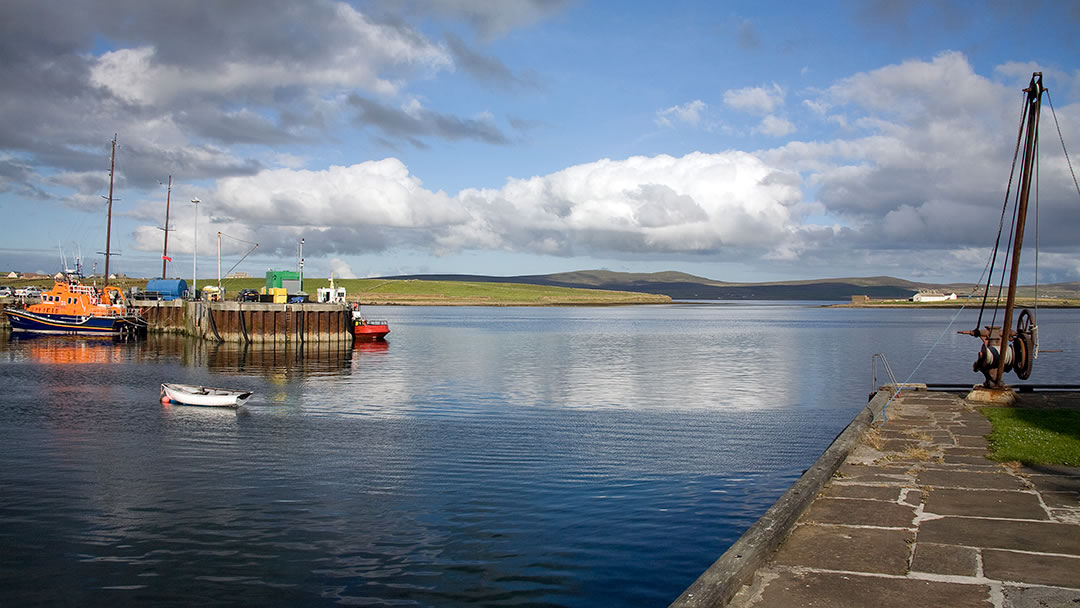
[{"xmin": 4, "ymin": 277, "xmax": 146, "ymax": 336}]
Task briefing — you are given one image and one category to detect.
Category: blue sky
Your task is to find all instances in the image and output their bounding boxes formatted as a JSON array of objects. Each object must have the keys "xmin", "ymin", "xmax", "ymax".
[{"xmin": 1, "ymin": 0, "xmax": 1079, "ymax": 283}]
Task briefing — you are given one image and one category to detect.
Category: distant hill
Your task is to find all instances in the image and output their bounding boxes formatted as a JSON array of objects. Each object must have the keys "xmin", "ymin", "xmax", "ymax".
[
  {"xmin": 379, "ymin": 271, "xmax": 1080, "ymax": 301},
  {"xmin": 380, "ymin": 270, "xmax": 971, "ymax": 300}
]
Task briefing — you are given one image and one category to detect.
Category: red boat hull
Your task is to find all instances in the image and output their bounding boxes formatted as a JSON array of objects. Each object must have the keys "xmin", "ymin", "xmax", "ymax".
[{"xmin": 354, "ymin": 322, "xmax": 389, "ymax": 342}]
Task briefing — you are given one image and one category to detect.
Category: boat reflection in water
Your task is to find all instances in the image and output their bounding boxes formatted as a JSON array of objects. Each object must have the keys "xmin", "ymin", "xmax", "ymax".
[
  {"xmin": 204, "ymin": 341, "xmax": 355, "ymax": 378},
  {"xmin": 2, "ymin": 332, "xmax": 372, "ymax": 379},
  {"xmin": 5, "ymin": 333, "xmax": 139, "ymax": 365},
  {"xmin": 352, "ymin": 339, "xmax": 389, "ymax": 355}
]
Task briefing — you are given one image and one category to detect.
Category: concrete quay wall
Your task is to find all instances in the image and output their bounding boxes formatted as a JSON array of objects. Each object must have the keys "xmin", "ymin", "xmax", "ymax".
[{"xmin": 137, "ymin": 300, "xmax": 353, "ymax": 344}]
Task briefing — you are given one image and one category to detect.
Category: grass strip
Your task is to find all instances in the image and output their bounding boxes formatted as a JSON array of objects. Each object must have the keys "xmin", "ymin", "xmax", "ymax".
[{"xmin": 982, "ymin": 407, "xmax": 1080, "ymax": 466}]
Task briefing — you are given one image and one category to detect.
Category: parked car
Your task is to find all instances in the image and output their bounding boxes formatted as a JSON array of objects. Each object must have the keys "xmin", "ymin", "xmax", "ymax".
[
  {"xmin": 22, "ymin": 286, "xmax": 41, "ymax": 297},
  {"xmin": 0, "ymin": 286, "xmax": 12, "ymax": 297},
  {"xmin": 237, "ymin": 288, "xmax": 259, "ymax": 302}
]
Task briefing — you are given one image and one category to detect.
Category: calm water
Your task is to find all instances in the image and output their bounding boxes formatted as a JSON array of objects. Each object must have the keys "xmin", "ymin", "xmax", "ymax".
[{"xmin": 1, "ymin": 303, "xmax": 1077, "ymax": 606}]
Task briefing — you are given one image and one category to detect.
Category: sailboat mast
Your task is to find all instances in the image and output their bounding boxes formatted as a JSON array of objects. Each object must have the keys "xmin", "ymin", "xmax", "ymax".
[
  {"xmin": 994, "ymin": 73, "xmax": 1044, "ymax": 384},
  {"xmin": 104, "ymin": 134, "xmax": 116, "ymax": 288},
  {"xmin": 161, "ymin": 175, "xmax": 172, "ymax": 279}
]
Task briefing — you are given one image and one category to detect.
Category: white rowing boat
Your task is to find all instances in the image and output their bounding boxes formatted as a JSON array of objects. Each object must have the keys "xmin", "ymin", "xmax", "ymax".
[{"xmin": 161, "ymin": 383, "xmax": 253, "ymax": 407}]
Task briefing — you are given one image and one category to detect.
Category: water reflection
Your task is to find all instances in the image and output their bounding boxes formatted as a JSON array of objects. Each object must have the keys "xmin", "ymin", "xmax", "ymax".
[
  {"xmin": 202, "ymin": 340, "xmax": 354, "ymax": 378},
  {"xmin": 2, "ymin": 305, "xmax": 1079, "ymax": 607},
  {"xmin": 6, "ymin": 334, "xmax": 131, "ymax": 365},
  {"xmin": 1, "ymin": 332, "xmax": 359, "ymax": 379}
]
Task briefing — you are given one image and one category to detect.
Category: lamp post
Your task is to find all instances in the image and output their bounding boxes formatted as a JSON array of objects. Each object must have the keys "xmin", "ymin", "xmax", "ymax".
[{"xmin": 191, "ymin": 197, "xmax": 200, "ymax": 298}]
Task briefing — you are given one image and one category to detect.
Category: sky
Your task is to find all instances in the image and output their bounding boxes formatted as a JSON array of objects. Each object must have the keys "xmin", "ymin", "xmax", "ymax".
[{"xmin": 1, "ymin": 0, "xmax": 1079, "ymax": 284}]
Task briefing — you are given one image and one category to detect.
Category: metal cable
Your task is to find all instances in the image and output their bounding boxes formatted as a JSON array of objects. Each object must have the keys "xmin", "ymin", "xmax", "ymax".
[
  {"xmin": 978, "ymin": 90, "xmax": 1029, "ymax": 328},
  {"xmin": 1046, "ymin": 91, "xmax": 1080, "ymax": 201}
]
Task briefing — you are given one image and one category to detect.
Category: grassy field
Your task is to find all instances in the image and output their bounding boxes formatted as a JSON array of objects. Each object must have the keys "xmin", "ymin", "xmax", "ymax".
[
  {"xmin": 982, "ymin": 407, "xmax": 1080, "ymax": 466},
  {"xmin": 0, "ymin": 276, "xmax": 671, "ymax": 306},
  {"xmin": 319, "ymin": 278, "xmax": 672, "ymax": 305}
]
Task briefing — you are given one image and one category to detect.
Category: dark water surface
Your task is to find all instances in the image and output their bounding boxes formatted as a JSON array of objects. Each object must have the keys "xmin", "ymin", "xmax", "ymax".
[{"xmin": 1, "ymin": 303, "xmax": 1077, "ymax": 606}]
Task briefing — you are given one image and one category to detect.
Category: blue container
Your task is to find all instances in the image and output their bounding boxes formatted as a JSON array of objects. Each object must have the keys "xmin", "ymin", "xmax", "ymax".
[{"xmin": 145, "ymin": 279, "xmax": 189, "ymax": 301}]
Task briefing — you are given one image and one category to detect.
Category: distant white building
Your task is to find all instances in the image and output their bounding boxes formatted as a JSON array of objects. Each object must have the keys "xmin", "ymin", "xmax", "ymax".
[
  {"xmin": 6, "ymin": 272, "xmax": 18, "ymax": 279},
  {"xmin": 911, "ymin": 291, "xmax": 958, "ymax": 302}
]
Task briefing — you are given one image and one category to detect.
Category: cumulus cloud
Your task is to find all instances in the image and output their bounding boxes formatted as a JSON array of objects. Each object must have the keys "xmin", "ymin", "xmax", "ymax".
[
  {"xmin": 134, "ymin": 152, "xmax": 808, "ymax": 261},
  {"xmin": 655, "ymin": 100, "xmax": 707, "ymax": 127},
  {"xmin": 723, "ymin": 83, "xmax": 785, "ymax": 114},
  {"xmin": 756, "ymin": 115, "xmax": 796, "ymax": 137},
  {"xmin": 329, "ymin": 258, "xmax": 358, "ymax": 279},
  {"xmin": 123, "ymin": 48, "xmax": 1080, "ymax": 282},
  {"xmin": 349, "ymin": 96, "xmax": 510, "ymax": 144},
  {"xmin": 752, "ymin": 51, "xmax": 1080, "ymax": 282},
  {"xmin": 0, "ymin": 0, "xmax": 528, "ymax": 194},
  {"xmin": 88, "ymin": 4, "xmax": 450, "ymax": 107}
]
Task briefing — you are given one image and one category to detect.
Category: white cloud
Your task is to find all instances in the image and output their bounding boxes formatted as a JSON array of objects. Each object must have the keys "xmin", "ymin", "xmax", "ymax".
[
  {"xmin": 89, "ymin": 3, "xmax": 451, "ymax": 107},
  {"xmin": 214, "ymin": 159, "xmax": 467, "ymax": 228},
  {"xmin": 755, "ymin": 115, "xmax": 795, "ymax": 137},
  {"xmin": 452, "ymin": 151, "xmax": 805, "ymax": 255},
  {"xmin": 119, "ymin": 51, "xmax": 1080, "ymax": 282},
  {"xmin": 802, "ymin": 99, "xmax": 829, "ymax": 115},
  {"xmin": 723, "ymin": 83, "xmax": 785, "ymax": 114},
  {"xmin": 655, "ymin": 100, "xmax": 707, "ymax": 127},
  {"xmin": 329, "ymin": 258, "xmax": 357, "ymax": 279},
  {"xmin": 134, "ymin": 152, "xmax": 807, "ymax": 260}
]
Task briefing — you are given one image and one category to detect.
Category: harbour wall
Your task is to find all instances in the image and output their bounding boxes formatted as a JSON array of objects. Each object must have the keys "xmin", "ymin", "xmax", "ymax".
[{"xmin": 137, "ymin": 300, "xmax": 353, "ymax": 344}]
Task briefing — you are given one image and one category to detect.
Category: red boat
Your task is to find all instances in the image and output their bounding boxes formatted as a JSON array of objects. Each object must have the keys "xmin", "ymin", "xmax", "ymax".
[{"xmin": 351, "ymin": 303, "xmax": 389, "ymax": 341}]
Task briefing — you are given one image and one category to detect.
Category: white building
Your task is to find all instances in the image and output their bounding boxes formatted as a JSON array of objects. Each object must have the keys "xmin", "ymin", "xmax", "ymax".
[{"xmin": 911, "ymin": 291, "xmax": 958, "ymax": 302}]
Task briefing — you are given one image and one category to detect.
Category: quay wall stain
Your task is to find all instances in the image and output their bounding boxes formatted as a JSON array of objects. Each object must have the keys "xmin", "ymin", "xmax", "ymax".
[{"xmin": 137, "ymin": 300, "xmax": 354, "ymax": 344}]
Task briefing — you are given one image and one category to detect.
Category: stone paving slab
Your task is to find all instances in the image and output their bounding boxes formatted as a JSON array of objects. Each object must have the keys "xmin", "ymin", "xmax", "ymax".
[
  {"xmin": 942, "ymin": 454, "xmax": 997, "ymax": 466},
  {"xmin": 1024, "ymin": 466, "xmax": 1080, "ymax": 492},
  {"xmin": 771, "ymin": 524, "xmax": 913, "ymax": 574},
  {"xmin": 823, "ymin": 484, "xmax": 901, "ymax": 501},
  {"xmin": 909, "ymin": 542, "xmax": 978, "ymax": 576},
  {"xmin": 983, "ymin": 549, "xmax": 1080, "ymax": 588},
  {"xmin": 1042, "ymin": 490, "xmax": 1080, "ymax": 509},
  {"xmin": 955, "ymin": 435, "xmax": 990, "ymax": 448},
  {"xmin": 834, "ymin": 464, "xmax": 913, "ymax": 483},
  {"xmin": 924, "ymin": 488, "xmax": 1048, "ymax": 519},
  {"xmin": 916, "ymin": 469, "xmax": 1027, "ymax": 490},
  {"xmin": 918, "ymin": 516, "xmax": 1080, "ymax": 555},
  {"xmin": 1002, "ymin": 584, "xmax": 1080, "ymax": 607},
  {"xmin": 801, "ymin": 497, "xmax": 915, "ymax": 527},
  {"xmin": 742, "ymin": 571, "xmax": 991, "ymax": 608}
]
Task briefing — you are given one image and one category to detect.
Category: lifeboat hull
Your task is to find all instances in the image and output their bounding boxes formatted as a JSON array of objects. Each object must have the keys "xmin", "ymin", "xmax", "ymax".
[{"xmin": 5, "ymin": 308, "xmax": 144, "ymax": 336}]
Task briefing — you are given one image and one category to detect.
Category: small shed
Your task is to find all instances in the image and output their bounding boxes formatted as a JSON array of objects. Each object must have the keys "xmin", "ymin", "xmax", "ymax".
[{"xmin": 266, "ymin": 270, "xmax": 301, "ymax": 294}]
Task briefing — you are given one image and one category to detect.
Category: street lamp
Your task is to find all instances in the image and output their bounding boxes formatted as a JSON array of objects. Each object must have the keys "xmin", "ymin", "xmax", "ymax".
[{"xmin": 191, "ymin": 197, "xmax": 200, "ymax": 297}]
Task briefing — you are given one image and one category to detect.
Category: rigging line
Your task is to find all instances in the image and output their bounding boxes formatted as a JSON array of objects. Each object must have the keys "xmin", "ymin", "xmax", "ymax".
[
  {"xmin": 218, "ymin": 232, "xmax": 258, "ymax": 246},
  {"xmin": 1046, "ymin": 91, "xmax": 1080, "ymax": 202},
  {"xmin": 978, "ymin": 89, "xmax": 1029, "ymax": 328},
  {"xmin": 221, "ymin": 242, "xmax": 259, "ymax": 284},
  {"xmin": 989, "ymin": 180, "xmax": 1020, "ymax": 331},
  {"xmin": 1034, "ymin": 130, "xmax": 1040, "ymax": 314},
  {"xmin": 880, "ymin": 295, "xmax": 976, "ymax": 423}
]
